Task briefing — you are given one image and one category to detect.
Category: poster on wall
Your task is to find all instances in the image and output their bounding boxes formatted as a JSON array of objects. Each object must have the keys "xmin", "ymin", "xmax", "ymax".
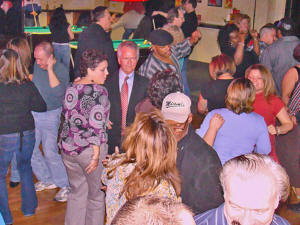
[
  {"xmin": 208, "ymin": 0, "xmax": 222, "ymax": 7},
  {"xmin": 224, "ymin": 0, "xmax": 232, "ymax": 8}
]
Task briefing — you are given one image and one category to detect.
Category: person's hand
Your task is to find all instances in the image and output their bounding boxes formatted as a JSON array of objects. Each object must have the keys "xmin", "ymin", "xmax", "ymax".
[
  {"xmin": 85, "ymin": 157, "xmax": 99, "ymax": 174},
  {"xmin": 152, "ymin": 11, "xmax": 159, "ymax": 16},
  {"xmin": 209, "ymin": 113, "xmax": 224, "ymax": 131},
  {"xmin": 190, "ymin": 30, "xmax": 202, "ymax": 45},
  {"xmin": 102, "ymin": 146, "xmax": 120, "ymax": 167},
  {"xmin": 250, "ymin": 29, "xmax": 258, "ymax": 40},
  {"xmin": 47, "ymin": 55, "xmax": 56, "ymax": 71},
  {"xmin": 268, "ymin": 124, "xmax": 276, "ymax": 135},
  {"xmin": 101, "ymin": 185, "xmax": 107, "ymax": 192},
  {"xmin": 107, "ymin": 120, "xmax": 113, "ymax": 130},
  {"xmin": 30, "ymin": 11, "xmax": 37, "ymax": 17},
  {"xmin": 102, "ymin": 154, "xmax": 111, "ymax": 167},
  {"xmin": 291, "ymin": 115, "xmax": 297, "ymax": 125},
  {"xmin": 238, "ymin": 32, "xmax": 246, "ymax": 43}
]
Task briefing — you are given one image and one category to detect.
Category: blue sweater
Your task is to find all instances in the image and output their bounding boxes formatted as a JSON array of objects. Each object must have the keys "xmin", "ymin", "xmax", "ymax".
[
  {"xmin": 196, "ymin": 108, "xmax": 271, "ymax": 165},
  {"xmin": 33, "ymin": 62, "xmax": 69, "ymax": 111}
]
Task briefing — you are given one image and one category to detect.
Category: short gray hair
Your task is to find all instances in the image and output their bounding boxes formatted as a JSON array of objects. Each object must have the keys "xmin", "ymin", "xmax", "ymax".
[
  {"xmin": 220, "ymin": 153, "xmax": 290, "ymax": 202},
  {"xmin": 117, "ymin": 41, "xmax": 139, "ymax": 59}
]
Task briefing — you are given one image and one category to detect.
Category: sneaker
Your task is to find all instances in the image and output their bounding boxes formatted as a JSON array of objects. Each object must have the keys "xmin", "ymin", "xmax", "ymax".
[
  {"xmin": 53, "ymin": 187, "xmax": 70, "ymax": 202},
  {"xmin": 35, "ymin": 181, "xmax": 57, "ymax": 192}
]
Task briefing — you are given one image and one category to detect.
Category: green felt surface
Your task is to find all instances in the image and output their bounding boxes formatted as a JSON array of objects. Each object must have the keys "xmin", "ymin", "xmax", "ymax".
[
  {"xmin": 69, "ymin": 39, "xmax": 151, "ymax": 50},
  {"xmin": 24, "ymin": 25, "xmax": 85, "ymax": 34}
]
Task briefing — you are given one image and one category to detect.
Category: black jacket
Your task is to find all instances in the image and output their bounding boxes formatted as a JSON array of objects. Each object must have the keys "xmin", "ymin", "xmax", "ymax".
[
  {"xmin": 104, "ymin": 71, "xmax": 149, "ymax": 154},
  {"xmin": 177, "ymin": 126, "xmax": 224, "ymax": 214},
  {"xmin": 74, "ymin": 23, "xmax": 118, "ymax": 78}
]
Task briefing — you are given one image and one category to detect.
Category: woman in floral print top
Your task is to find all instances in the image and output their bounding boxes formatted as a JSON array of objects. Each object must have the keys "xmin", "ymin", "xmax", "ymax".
[{"xmin": 60, "ymin": 49, "xmax": 110, "ymax": 225}]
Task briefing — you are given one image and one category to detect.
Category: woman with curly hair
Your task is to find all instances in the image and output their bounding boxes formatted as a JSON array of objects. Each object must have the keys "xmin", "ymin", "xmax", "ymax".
[
  {"xmin": 196, "ymin": 78, "xmax": 271, "ymax": 165},
  {"xmin": 59, "ymin": 49, "xmax": 110, "ymax": 225},
  {"xmin": 102, "ymin": 110, "xmax": 181, "ymax": 225}
]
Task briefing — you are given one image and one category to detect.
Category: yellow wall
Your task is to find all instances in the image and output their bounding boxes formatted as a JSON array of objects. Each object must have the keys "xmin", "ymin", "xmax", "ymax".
[{"xmin": 190, "ymin": 0, "xmax": 286, "ymax": 63}]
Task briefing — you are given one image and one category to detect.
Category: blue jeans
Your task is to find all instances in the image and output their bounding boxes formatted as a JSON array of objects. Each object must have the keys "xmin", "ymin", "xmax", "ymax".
[
  {"xmin": 10, "ymin": 152, "xmax": 20, "ymax": 182},
  {"xmin": 181, "ymin": 56, "xmax": 190, "ymax": 96},
  {"xmin": 122, "ymin": 28, "xmax": 135, "ymax": 39},
  {"xmin": 53, "ymin": 43, "xmax": 70, "ymax": 71},
  {"xmin": 0, "ymin": 130, "xmax": 37, "ymax": 224},
  {"xmin": 31, "ymin": 108, "xmax": 69, "ymax": 188}
]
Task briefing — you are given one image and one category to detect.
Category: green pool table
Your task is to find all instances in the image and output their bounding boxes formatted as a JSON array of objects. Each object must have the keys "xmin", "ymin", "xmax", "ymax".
[
  {"xmin": 69, "ymin": 39, "xmax": 151, "ymax": 51},
  {"xmin": 24, "ymin": 25, "xmax": 86, "ymax": 35}
]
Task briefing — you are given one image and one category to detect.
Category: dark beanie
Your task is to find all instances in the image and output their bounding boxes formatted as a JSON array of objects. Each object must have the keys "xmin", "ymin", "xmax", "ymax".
[{"xmin": 148, "ymin": 29, "xmax": 173, "ymax": 46}]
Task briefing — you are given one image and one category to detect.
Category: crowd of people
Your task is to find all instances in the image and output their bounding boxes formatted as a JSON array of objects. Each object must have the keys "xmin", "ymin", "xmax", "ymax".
[{"xmin": 0, "ymin": 0, "xmax": 299, "ymax": 224}]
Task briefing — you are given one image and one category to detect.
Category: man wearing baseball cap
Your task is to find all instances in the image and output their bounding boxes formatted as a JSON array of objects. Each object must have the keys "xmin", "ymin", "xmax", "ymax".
[
  {"xmin": 138, "ymin": 29, "xmax": 201, "ymax": 82},
  {"xmin": 161, "ymin": 92, "xmax": 224, "ymax": 214},
  {"xmin": 260, "ymin": 17, "xmax": 300, "ymax": 95}
]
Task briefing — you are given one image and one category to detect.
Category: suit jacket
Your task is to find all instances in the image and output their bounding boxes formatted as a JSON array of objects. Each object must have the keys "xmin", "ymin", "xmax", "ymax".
[
  {"xmin": 74, "ymin": 23, "xmax": 118, "ymax": 78},
  {"xmin": 105, "ymin": 71, "xmax": 149, "ymax": 154}
]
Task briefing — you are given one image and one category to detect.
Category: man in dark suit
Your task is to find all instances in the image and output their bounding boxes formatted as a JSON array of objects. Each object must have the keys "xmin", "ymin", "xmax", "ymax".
[
  {"xmin": 105, "ymin": 41, "xmax": 149, "ymax": 154},
  {"xmin": 74, "ymin": 6, "xmax": 118, "ymax": 78}
]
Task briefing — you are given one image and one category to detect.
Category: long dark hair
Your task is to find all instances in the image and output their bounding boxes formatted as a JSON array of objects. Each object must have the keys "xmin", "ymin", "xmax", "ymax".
[{"xmin": 49, "ymin": 7, "xmax": 68, "ymax": 30}]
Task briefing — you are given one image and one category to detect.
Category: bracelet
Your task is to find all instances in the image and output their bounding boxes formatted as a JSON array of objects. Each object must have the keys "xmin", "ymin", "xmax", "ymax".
[
  {"xmin": 91, "ymin": 158, "xmax": 99, "ymax": 161},
  {"xmin": 275, "ymin": 126, "xmax": 279, "ymax": 136}
]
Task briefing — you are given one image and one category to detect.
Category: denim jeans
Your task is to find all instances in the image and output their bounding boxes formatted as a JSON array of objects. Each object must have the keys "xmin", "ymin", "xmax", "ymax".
[
  {"xmin": 10, "ymin": 152, "xmax": 20, "ymax": 182},
  {"xmin": 122, "ymin": 28, "xmax": 135, "ymax": 39},
  {"xmin": 0, "ymin": 130, "xmax": 37, "ymax": 224},
  {"xmin": 53, "ymin": 43, "xmax": 70, "ymax": 71},
  {"xmin": 181, "ymin": 56, "xmax": 190, "ymax": 96},
  {"xmin": 31, "ymin": 108, "xmax": 69, "ymax": 188}
]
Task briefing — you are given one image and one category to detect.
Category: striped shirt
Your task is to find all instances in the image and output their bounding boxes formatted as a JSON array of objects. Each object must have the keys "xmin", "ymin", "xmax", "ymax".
[
  {"xmin": 138, "ymin": 38, "xmax": 192, "ymax": 82},
  {"xmin": 194, "ymin": 203, "xmax": 290, "ymax": 225}
]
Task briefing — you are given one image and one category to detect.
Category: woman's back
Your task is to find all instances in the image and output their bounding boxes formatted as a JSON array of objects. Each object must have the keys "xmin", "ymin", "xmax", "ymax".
[
  {"xmin": 0, "ymin": 81, "xmax": 46, "ymax": 134},
  {"xmin": 102, "ymin": 155, "xmax": 178, "ymax": 225},
  {"xmin": 196, "ymin": 108, "xmax": 271, "ymax": 164}
]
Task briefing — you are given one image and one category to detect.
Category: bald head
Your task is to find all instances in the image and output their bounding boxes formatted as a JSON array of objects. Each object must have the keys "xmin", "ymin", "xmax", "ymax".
[{"xmin": 34, "ymin": 42, "xmax": 54, "ymax": 70}]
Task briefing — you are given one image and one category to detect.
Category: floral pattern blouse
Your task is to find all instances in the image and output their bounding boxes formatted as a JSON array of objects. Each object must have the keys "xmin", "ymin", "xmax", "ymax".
[
  {"xmin": 59, "ymin": 83, "xmax": 110, "ymax": 155},
  {"xmin": 102, "ymin": 154, "xmax": 180, "ymax": 225}
]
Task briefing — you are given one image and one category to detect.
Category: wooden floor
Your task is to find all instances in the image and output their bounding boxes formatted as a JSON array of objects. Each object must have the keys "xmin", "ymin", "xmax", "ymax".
[{"xmin": 6, "ymin": 175, "xmax": 300, "ymax": 225}]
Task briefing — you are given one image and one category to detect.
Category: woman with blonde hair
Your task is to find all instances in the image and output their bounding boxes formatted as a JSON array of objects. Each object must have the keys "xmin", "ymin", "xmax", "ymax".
[
  {"xmin": 245, "ymin": 64, "xmax": 293, "ymax": 162},
  {"xmin": 196, "ymin": 78, "xmax": 271, "ymax": 165},
  {"xmin": 198, "ymin": 54, "xmax": 235, "ymax": 114},
  {"xmin": 7, "ymin": 37, "xmax": 31, "ymax": 71},
  {"xmin": 0, "ymin": 49, "xmax": 46, "ymax": 224},
  {"xmin": 6, "ymin": 37, "xmax": 33, "ymax": 187},
  {"xmin": 102, "ymin": 110, "xmax": 181, "ymax": 225}
]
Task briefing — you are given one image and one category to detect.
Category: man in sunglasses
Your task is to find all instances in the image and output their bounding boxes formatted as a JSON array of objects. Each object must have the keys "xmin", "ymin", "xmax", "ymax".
[{"xmin": 161, "ymin": 92, "xmax": 224, "ymax": 215}]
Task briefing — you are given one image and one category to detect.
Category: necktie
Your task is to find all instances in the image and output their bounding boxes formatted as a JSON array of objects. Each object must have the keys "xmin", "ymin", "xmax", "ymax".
[{"xmin": 121, "ymin": 76, "xmax": 129, "ymax": 135}]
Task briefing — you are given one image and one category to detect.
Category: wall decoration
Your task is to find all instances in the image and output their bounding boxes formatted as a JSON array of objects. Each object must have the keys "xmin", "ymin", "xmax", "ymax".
[
  {"xmin": 208, "ymin": 0, "xmax": 222, "ymax": 7},
  {"xmin": 224, "ymin": 0, "xmax": 232, "ymax": 8}
]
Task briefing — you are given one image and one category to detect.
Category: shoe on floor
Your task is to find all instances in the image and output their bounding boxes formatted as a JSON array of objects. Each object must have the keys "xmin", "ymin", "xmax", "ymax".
[
  {"xmin": 35, "ymin": 181, "xmax": 57, "ymax": 192},
  {"xmin": 53, "ymin": 187, "xmax": 70, "ymax": 202},
  {"xmin": 10, "ymin": 181, "xmax": 20, "ymax": 188}
]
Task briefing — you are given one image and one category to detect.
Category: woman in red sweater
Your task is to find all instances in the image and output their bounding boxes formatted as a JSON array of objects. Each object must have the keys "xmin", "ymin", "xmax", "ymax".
[{"xmin": 245, "ymin": 64, "xmax": 293, "ymax": 162}]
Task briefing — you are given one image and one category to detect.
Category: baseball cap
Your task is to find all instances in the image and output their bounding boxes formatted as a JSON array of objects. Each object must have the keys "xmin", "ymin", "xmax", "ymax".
[
  {"xmin": 149, "ymin": 29, "xmax": 173, "ymax": 46},
  {"xmin": 161, "ymin": 92, "xmax": 191, "ymax": 123}
]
